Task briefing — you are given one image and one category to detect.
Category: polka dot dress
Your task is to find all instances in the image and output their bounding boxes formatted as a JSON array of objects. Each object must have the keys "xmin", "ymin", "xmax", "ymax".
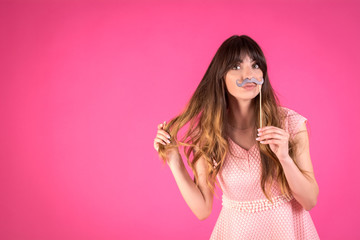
[{"xmin": 209, "ymin": 107, "xmax": 320, "ymax": 240}]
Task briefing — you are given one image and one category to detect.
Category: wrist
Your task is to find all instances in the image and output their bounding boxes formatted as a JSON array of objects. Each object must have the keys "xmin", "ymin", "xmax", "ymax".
[
  {"xmin": 167, "ymin": 152, "xmax": 182, "ymax": 168},
  {"xmin": 279, "ymin": 154, "xmax": 292, "ymax": 164}
]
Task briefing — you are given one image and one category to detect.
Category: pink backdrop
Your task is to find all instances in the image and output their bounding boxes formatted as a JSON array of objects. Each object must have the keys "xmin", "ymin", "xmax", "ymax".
[{"xmin": 1, "ymin": 0, "xmax": 359, "ymax": 239}]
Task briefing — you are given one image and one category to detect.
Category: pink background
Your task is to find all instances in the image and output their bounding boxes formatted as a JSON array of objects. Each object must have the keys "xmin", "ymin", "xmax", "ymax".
[{"xmin": 1, "ymin": 0, "xmax": 359, "ymax": 239}]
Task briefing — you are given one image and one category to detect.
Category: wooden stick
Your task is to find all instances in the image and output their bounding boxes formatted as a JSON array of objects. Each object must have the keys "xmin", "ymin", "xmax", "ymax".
[{"xmin": 259, "ymin": 85, "xmax": 262, "ymax": 129}]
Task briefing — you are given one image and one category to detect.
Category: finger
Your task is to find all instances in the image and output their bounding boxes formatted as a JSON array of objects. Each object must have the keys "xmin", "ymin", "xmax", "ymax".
[
  {"xmin": 257, "ymin": 133, "xmax": 285, "ymax": 142},
  {"xmin": 156, "ymin": 134, "xmax": 171, "ymax": 144},
  {"xmin": 259, "ymin": 139, "xmax": 282, "ymax": 145},
  {"xmin": 259, "ymin": 126, "xmax": 286, "ymax": 134},
  {"xmin": 154, "ymin": 138, "xmax": 167, "ymax": 151},
  {"xmin": 258, "ymin": 126, "xmax": 277, "ymax": 133},
  {"xmin": 258, "ymin": 126, "xmax": 270, "ymax": 133},
  {"xmin": 154, "ymin": 138, "xmax": 166, "ymax": 145},
  {"xmin": 258, "ymin": 127, "xmax": 283, "ymax": 137},
  {"xmin": 258, "ymin": 132, "xmax": 282, "ymax": 139},
  {"xmin": 158, "ymin": 123, "xmax": 163, "ymax": 130},
  {"xmin": 158, "ymin": 129, "xmax": 171, "ymax": 139},
  {"xmin": 154, "ymin": 142, "xmax": 159, "ymax": 151}
]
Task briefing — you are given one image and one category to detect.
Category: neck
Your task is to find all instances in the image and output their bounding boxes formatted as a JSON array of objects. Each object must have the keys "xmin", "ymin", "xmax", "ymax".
[{"xmin": 226, "ymin": 98, "xmax": 255, "ymax": 129}]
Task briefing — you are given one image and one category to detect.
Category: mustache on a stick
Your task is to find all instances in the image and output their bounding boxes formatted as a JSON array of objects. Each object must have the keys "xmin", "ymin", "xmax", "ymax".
[{"xmin": 234, "ymin": 77, "xmax": 265, "ymax": 132}]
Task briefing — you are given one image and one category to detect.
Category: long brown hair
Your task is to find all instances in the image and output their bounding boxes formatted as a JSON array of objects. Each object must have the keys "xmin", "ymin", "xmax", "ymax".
[{"xmin": 158, "ymin": 35, "xmax": 312, "ymax": 203}]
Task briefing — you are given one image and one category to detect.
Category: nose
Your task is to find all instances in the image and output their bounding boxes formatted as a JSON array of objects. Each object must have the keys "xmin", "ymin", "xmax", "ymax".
[{"xmin": 242, "ymin": 66, "xmax": 254, "ymax": 80}]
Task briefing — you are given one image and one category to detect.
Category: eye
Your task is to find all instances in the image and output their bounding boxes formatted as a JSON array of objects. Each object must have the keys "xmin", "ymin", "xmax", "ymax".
[
  {"xmin": 231, "ymin": 63, "xmax": 260, "ymax": 70},
  {"xmin": 232, "ymin": 64, "xmax": 241, "ymax": 70}
]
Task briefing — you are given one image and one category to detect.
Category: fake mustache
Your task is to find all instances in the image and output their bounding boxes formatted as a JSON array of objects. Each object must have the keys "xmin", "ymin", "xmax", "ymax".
[{"xmin": 236, "ymin": 77, "xmax": 264, "ymax": 87}]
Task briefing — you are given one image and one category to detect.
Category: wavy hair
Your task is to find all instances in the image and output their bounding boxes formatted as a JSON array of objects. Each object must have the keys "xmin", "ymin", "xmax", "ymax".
[{"xmin": 158, "ymin": 35, "xmax": 312, "ymax": 203}]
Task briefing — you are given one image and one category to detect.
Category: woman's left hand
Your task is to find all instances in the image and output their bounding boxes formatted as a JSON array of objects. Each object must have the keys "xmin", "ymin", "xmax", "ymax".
[{"xmin": 256, "ymin": 126, "xmax": 290, "ymax": 161}]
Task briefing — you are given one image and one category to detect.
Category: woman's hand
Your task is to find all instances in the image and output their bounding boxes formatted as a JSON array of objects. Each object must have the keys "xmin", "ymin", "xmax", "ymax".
[
  {"xmin": 256, "ymin": 126, "xmax": 290, "ymax": 161},
  {"xmin": 154, "ymin": 121, "xmax": 180, "ymax": 161}
]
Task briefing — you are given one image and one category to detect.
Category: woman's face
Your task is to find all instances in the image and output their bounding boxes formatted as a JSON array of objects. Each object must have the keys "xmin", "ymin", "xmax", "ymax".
[{"xmin": 224, "ymin": 54, "xmax": 263, "ymax": 101}]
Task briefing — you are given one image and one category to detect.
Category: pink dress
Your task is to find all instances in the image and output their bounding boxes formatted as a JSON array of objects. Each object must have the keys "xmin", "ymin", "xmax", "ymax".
[{"xmin": 209, "ymin": 107, "xmax": 320, "ymax": 240}]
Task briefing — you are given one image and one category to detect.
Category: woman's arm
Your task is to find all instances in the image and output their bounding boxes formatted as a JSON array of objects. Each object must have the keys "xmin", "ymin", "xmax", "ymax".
[
  {"xmin": 279, "ymin": 122, "xmax": 319, "ymax": 211},
  {"xmin": 167, "ymin": 152, "xmax": 214, "ymax": 220}
]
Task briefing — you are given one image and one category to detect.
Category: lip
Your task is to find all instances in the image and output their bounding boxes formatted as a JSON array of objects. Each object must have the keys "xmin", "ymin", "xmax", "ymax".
[{"xmin": 242, "ymin": 83, "xmax": 256, "ymax": 89}]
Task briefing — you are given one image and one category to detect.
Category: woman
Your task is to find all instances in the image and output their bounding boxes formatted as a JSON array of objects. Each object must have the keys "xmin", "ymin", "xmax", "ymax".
[{"xmin": 153, "ymin": 35, "xmax": 320, "ymax": 239}]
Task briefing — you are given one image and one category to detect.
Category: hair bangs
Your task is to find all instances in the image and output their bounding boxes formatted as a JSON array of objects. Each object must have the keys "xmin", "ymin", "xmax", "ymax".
[{"xmin": 223, "ymin": 38, "xmax": 263, "ymax": 73}]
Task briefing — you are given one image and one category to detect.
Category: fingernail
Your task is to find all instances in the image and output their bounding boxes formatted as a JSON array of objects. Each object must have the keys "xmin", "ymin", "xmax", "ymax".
[{"xmin": 167, "ymin": 135, "xmax": 171, "ymax": 139}]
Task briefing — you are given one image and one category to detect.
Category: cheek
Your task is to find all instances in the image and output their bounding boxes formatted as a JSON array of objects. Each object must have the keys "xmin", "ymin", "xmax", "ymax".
[{"xmin": 225, "ymin": 77, "xmax": 237, "ymax": 95}]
